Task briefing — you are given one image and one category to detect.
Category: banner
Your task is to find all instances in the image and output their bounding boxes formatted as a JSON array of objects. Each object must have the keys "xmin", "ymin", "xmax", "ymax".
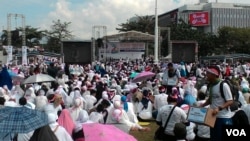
[
  {"xmin": 99, "ymin": 42, "xmax": 145, "ymax": 60},
  {"xmin": 189, "ymin": 11, "xmax": 209, "ymax": 26},
  {"xmin": 22, "ymin": 46, "xmax": 27, "ymax": 65},
  {"xmin": 7, "ymin": 46, "xmax": 13, "ymax": 65}
]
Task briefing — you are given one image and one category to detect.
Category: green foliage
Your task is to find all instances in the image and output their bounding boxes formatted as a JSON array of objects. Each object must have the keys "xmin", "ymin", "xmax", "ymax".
[
  {"xmin": 45, "ymin": 19, "xmax": 73, "ymax": 53},
  {"xmin": 0, "ymin": 26, "xmax": 44, "ymax": 48},
  {"xmin": 116, "ymin": 15, "xmax": 154, "ymax": 34}
]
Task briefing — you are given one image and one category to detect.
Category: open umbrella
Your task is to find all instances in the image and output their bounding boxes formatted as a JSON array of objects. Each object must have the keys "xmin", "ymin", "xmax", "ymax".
[
  {"xmin": 129, "ymin": 72, "xmax": 139, "ymax": 78},
  {"xmin": 0, "ymin": 106, "xmax": 49, "ymax": 134},
  {"xmin": 132, "ymin": 71, "xmax": 155, "ymax": 83},
  {"xmin": 0, "ymin": 67, "xmax": 13, "ymax": 90},
  {"xmin": 7, "ymin": 70, "xmax": 17, "ymax": 77},
  {"xmin": 23, "ymin": 73, "xmax": 56, "ymax": 84},
  {"xmin": 12, "ymin": 74, "xmax": 25, "ymax": 82},
  {"xmin": 83, "ymin": 123, "xmax": 137, "ymax": 141}
]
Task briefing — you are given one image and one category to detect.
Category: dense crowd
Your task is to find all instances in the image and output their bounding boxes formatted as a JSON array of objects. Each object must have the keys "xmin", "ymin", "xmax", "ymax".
[{"xmin": 0, "ymin": 58, "xmax": 250, "ymax": 141}]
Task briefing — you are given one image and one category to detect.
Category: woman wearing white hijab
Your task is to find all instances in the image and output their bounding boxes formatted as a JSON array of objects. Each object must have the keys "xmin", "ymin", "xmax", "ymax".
[
  {"xmin": 69, "ymin": 98, "xmax": 89, "ymax": 124},
  {"xmin": 24, "ymin": 87, "xmax": 36, "ymax": 104},
  {"xmin": 108, "ymin": 100, "xmax": 150, "ymax": 132},
  {"xmin": 47, "ymin": 113, "xmax": 73, "ymax": 141},
  {"xmin": 35, "ymin": 89, "xmax": 48, "ymax": 111}
]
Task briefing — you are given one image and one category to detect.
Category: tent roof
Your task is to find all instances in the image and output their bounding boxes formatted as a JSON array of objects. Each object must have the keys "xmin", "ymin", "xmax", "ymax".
[
  {"xmin": 15, "ymin": 51, "xmax": 61, "ymax": 57},
  {"xmin": 200, "ymin": 53, "xmax": 250, "ymax": 60},
  {"xmin": 104, "ymin": 30, "xmax": 155, "ymax": 42}
]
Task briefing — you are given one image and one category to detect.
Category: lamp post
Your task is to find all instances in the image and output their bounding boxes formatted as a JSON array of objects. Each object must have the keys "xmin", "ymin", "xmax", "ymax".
[{"xmin": 154, "ymin": 0, "xmax": 159, "ymax": 64}]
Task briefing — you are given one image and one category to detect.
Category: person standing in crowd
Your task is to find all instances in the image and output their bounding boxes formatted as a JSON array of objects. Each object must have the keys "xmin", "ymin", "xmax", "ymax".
[
  {"xmin": 201, "ymin": 65, "xmax": 233, "ymax": 141},
  {"xmin": 162, "ymin": 63, "xmax": 181, "ymax": 95},
  {"xmin": 47, "ymin": 63, "xmax": 58, "ymax": 78}
]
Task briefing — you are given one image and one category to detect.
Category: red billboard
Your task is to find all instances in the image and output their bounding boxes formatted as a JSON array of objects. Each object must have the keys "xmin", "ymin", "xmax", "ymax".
[{"xmin": 189, "ymin": 11, "xmax": 209, "ymax": 26}]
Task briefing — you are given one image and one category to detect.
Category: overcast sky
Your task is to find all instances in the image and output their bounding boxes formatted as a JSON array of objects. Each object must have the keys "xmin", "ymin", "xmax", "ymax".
[{"xmin": 0, "ymin": 0, "xmax": 249, "ymax": 40}]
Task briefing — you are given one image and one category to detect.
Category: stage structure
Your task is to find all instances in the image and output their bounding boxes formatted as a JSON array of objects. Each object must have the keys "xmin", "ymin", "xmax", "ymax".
[
  {"xmin": 6, "ymin": 13, "xmax": 26, "ymax": 65},
  {"xmin": 92, "ymin": 26, "xmax": 107, "ymax": 61},
  {"xmin": 102, "ymin": 30, "xmax": 155, "ymax": 60}
]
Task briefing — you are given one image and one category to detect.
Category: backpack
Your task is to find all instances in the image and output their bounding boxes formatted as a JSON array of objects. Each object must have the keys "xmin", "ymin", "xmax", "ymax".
[
  {"xmin": 219, "ymin": 80, "xmax": 241, "ymax": 111},
  {"xmin": 231, "ymin": 110, "xmax": 249, "ymax": 126}
]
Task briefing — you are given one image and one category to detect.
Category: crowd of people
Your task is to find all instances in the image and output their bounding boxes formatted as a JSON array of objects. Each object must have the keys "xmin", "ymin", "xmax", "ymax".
[{"xmin": 0, "ymin": 58, "xmax": 250, "ymax": 141}]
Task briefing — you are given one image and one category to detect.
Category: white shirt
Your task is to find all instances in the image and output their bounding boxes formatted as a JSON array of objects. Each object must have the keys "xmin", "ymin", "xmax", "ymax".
[
  {"xmin": 209, "ymin": 82, "xmax": 233, "ymax": 118},
  {"xmin": 137, "ymin": 101, "xmax": 153, "ymax": 120},
  {"xmin": 69, "ymin": 107, "xmax": 89, "ymax": 123},
  {"xmin": 186, "ymin": 122, "xmax": 196, "ymax": 141},
  {"xmin": 42, "ymin": 103, "xmax": 62, "ymax": 119},
  {"xmin": 196, "ymin": 68, "xmax": 204, "ymax": 78},
  {"xmin": 162, "ymin": 69, "xmax": 181, "ymax": 86},
  {"xmin": 156, "ymin": 104, "xmax": 187, "ymax": 136},
  {"xmin": 84, "ymin": 94, "xmax": 97, "ymax": 112},
  {"xmin": 154, "ymin": 93, "xmax": 168, "ymax": 110},
  {"xmin": 35, "ymin": 95, "xmax": 48, "ymax": 111},
  {"xmin": 122, "ymin": 102, "xmax": 138, "ymax": 123}
]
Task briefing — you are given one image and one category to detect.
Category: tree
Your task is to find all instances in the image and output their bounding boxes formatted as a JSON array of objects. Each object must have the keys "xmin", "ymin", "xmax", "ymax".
[
  {"xmin": 0, "ymin": 26, "xmax": 45, "ymax": 48},
  {"xmin": 46, "ymin": 19, "xmax": 73, "ymax": 53},
  {"xmin": 116, "ymin": 15, "xmax": 154, "ymax": 34},
  {"xmin": 217, "ymin": 27, "xmax": 250, "ymax": 54}
]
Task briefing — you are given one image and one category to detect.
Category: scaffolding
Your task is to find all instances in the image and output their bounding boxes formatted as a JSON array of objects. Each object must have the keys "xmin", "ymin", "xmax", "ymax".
[{"xmin": 7, "ymin": 13, "xmax": 26, "ymax": 46}]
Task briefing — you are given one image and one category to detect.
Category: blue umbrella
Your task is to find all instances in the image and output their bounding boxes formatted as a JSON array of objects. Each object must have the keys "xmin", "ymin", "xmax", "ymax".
[
  {"xmin": 0, "ymin": 67, "xmax": 13, "ymax": 90},
  {"xmin": 0, "ymin": 106, "xmax": 49, "ymax": 134},
  {"xmin": 7, "ymin": 70, "xmax": 17, "ymax": 77}
]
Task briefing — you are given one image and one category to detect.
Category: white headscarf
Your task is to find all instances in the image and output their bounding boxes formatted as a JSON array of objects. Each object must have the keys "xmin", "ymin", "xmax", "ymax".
[{"xmin": 70, "ymin": 98, "xmax": 82, "ymax": 121}]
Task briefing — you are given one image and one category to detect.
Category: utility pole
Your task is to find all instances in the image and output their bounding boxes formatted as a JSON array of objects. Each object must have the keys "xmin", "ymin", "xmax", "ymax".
[{"xmin": 154, "ymin": 0, "xmax": 159, "ymax": 64}]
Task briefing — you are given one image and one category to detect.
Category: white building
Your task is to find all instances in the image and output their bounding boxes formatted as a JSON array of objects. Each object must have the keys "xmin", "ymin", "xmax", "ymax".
[{"xmin": 159, "ymin": 0, "xmax": 250, "ymax": 34}]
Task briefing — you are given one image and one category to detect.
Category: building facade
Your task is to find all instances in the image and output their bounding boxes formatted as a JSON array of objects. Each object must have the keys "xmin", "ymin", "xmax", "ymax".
[{"xmin": 159, "ymin": 0, "xmax": 250, "ymax": 34}]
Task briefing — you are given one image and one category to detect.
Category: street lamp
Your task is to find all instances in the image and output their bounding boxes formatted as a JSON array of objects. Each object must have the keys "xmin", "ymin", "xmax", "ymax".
[{"xmin": 154, "ymin": 0, "xmax": 159, "ymax": 64}]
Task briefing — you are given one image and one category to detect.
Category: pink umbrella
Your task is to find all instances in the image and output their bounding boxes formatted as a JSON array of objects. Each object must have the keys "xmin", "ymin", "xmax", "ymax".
[
  {"xmin": 132, "ymin": 71, "xmax": 155, "ymax": 83},
  {"xmin": 83, "ymin": 123, "xmax": 137, "ymax": 141}
]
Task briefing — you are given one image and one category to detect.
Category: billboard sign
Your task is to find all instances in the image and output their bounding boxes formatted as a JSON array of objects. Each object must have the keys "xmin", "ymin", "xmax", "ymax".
[
  {"xmin": 99, "ymin": 42, "xmax": 145, "ymax": 60},
  {"xmin": 189, "ymin": 11, "xmax": 209, "ymax": 26}
]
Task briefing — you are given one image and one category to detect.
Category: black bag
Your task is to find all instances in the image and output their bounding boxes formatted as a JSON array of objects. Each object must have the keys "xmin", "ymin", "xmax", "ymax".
[
  {"xmin": 154, "ymin": 106, "xmax": 176, "ymax": 141},
  {"xmin": 154, "ymin": 126, "xmax": 166, "ymax": 141}
]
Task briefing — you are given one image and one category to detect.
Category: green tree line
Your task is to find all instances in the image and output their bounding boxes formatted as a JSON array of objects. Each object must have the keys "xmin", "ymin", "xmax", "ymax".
[{"xmin": 0, "ymin": 19, "xmax": 72, "ymax": 53}]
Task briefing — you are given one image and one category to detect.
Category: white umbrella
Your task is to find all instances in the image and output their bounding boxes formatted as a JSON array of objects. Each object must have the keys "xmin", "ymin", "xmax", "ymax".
[{"xmin": 23, "ymin": 74, "xmax": 56, "ymax": 84}]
